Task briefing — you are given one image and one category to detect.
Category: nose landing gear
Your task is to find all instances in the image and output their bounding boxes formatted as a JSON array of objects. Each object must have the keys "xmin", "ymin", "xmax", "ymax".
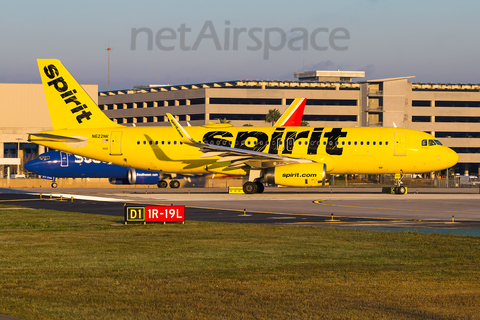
[{"xmin": 393, "ymin": 174, "xmax": 406, "ymax": 194}]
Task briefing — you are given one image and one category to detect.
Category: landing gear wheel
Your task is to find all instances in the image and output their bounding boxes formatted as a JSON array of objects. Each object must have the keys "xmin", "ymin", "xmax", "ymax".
[
  {"xmin": 157, "ymin": 180, "xmax": 168, "ymax": 188},
  {"xmin": 51, "ymin": 182, "xmax": 57, "ymax": 188},
  {"xmin": 169, "ymin": 179, "xmax": 180, "ymax": 189},
  {"xmin": 396, "ymin": 186, "xmax": 406, "ymax": 194},
  {"xmin": 255, "ymin": 181, "xmax": 264, "ymax": 193},
  {"xmin": 243, "ymin": 181, "xmax": 257, "ymax": 194}
]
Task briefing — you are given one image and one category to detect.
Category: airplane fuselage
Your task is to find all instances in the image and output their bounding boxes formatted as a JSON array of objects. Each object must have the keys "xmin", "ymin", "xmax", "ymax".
[{"xmin": 30, "ymin": 125, "xmax": 458, "ymax": 176}]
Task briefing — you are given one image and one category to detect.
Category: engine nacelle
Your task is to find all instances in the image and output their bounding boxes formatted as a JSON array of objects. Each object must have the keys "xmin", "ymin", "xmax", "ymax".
[
  {"xmin": 264, "ymin": 163, "xmax": 327, "ymax": 187},
  {"xmin": 108, "ymin": 168, "xmax": 160, "ymax": 185}
]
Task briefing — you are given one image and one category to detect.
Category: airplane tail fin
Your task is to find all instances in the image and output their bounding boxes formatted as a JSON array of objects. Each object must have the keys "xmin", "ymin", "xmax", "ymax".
[
  {"xmin": 274, "ymin": 98, "xmax": 307, "ymax": 127},
  {"xmin": 37, "ymin": 59, "xmax": 122, "ymax": 130}
]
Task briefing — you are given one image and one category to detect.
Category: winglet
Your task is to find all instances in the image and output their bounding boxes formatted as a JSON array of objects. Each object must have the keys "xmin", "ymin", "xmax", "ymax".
[
  {"xmin": 274, "ymin": 98, "xmax": 307, "ymax": 127},
  {"xmin": 166, "ymin": 113, "xmax": 197, "ymax": 145}
]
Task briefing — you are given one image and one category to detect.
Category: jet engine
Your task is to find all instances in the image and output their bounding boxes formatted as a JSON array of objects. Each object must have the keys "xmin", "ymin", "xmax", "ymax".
[
  {"xmin": 109, "ymin": 168, "xmax": 160, "ymax": 185},
  {"xmin": 264, "ymin": 163, "xmax": 327, "ymax": 187}
]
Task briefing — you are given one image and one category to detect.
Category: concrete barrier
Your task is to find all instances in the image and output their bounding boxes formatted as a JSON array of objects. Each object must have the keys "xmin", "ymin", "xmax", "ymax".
[{"xmin": 0, "ymin": 177, "xmax": 244, "ymax": 189}]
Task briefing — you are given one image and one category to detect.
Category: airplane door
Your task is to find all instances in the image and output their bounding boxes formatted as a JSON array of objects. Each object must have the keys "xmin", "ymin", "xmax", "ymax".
[
  {"xmin": 110, "ymin": 131, "xmax": 123, "ymax": 156},
  {"xmin": 60, "ymin": 152, "xmax": 68, "ymax": 167},
  {"xmin": 394, "ymin": 132, "xmax": 406, "ymax": 156}
]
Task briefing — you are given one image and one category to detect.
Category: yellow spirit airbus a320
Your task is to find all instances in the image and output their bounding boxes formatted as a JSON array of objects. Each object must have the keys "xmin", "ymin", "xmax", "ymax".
[{"xmin": 29, "ymin": 59, "xmax": 458, "ymax": 194}]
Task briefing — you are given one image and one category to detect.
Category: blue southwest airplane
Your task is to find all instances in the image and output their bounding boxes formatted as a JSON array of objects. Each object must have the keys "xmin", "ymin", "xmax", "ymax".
[{"xmin": 24, "ymin": 150, "xmax": 169, "ymax": 188}]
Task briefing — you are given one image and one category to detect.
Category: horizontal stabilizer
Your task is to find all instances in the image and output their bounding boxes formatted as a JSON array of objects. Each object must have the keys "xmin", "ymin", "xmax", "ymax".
[{"xmin": 29, "ymin": 133, "xmax": 86, "ymax": 142}]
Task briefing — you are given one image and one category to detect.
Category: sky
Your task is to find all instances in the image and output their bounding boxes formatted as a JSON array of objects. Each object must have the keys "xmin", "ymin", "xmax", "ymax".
[{"xmin": 1, "ymin": 0, "xmax": 479, "ymax": 91}]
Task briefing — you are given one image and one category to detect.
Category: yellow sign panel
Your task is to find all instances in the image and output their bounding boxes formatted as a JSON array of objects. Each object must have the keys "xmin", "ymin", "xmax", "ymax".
[
  {"xmin": 126, "ymin": 207, "xmax": 145, "ymax": 221},
  {"xmin": 229, "ymin": 187, "xmax": 244, "ymax": 194}
]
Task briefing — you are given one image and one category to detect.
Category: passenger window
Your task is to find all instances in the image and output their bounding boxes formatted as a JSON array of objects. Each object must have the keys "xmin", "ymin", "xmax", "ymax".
[
  {"xmin": 422, "ymin": 139, "xmax": 427, "ymax": 146},
  {"xmin": 348, "ymin": 141, "xmax": 351, "ymax": 146},
  {"xmin": 286, "ymin": 138, "xmax": 294, "ymax": 151},
  {"xmin": 366, "ymin": 141, "xmax": 370, "ymax": 146},
  {"xmin": 143, "ymin": 141, "xmax": 146, "ymax": 145},
  {"xmin": 386, "ymin": 141, "xmax": 389, "ymax": 146},
  {"xmin": 155, "ymin": 141, "xmax": 158, "ymax": 145},
  {"xmin": 168, "ymin": 141, "xmax": 171, "ymax": 145},
  {"xmin": 373, "ymin": 141, "xmax": 376, "ymax": 145},
  {"xmin": 379, "ymin": 141, "xmax": 382, "ymax": 146},
  {"xmin": 354, "ymin": 141, "xmax": 357, "ymax": 145},
  {"xmin": 360, "ymin": 141, "xmax": 364, "ymax": 146},
  {"xmin": 323, "ymin": 141, "xmax": 326, "ymax": 145},
  {"xmin": 174, "ymin": 141, "xmax": 177, "ymax": 145},
  {"xmin": 137, "ymin": 141, "xmax": 140, "ymax": 145}
]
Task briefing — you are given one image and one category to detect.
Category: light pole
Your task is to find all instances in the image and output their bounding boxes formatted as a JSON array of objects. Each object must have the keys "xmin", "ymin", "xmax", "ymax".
[
  {"xmin": 106, "ymin": 47, "xmax": 112, "ymax": 90},
  {"xmin": 15, "ymin": 138, "xmax": 22, "ymax": 175}
]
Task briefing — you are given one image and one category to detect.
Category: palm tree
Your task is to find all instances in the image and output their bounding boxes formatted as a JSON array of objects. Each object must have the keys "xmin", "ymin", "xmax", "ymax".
[
  {"xmin": 265, "ymin": 109, "xmax": 281, "ymax": 126},
  {"xmin": 300, "ymin": 120, "xmax": 309, "ymax": 127},
  {"xmin": 218, "ymin": 118, "xmax": 231, "ymax": 124}
]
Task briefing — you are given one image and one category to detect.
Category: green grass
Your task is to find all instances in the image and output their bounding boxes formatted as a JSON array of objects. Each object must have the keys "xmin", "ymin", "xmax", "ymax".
[{"xmin": 0, "ymin": 207, "xmax": 479, "ymax": 319}]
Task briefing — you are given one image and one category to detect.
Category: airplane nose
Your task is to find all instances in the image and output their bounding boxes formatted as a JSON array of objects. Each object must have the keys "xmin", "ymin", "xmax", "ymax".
[
  {"xmin": 24, "ymin": 160, "xmax": 36, "ymax": 172},
  {"xmin": 444, "ymin": 147, "xmax": 459, "ymax": 168}
]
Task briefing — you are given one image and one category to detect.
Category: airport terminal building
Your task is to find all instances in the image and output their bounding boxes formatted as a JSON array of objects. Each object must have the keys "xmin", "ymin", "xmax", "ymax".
[
  {"xmin": 98, "ymin": 71, "xmax": 480, "ymax": 175},
  {"xmin": 1, "ymin": 70, "xmax": 480, "ymax": 175}
]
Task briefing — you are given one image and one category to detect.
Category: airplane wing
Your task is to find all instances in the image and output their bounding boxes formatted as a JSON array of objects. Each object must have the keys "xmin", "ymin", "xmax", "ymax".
[{"xmin": 166, "ymin": 113, "xmax": 314, "ymax": 169}]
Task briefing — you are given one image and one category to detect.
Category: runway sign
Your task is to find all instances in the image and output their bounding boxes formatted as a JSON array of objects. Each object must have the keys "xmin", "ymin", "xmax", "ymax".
[
  {"xmin": 146, "ymin": 206, "xmax": 184, "ymax": 222},
  {"xmin": 124, "ymin": 205, "xmax": 185, "ymax": 224}
]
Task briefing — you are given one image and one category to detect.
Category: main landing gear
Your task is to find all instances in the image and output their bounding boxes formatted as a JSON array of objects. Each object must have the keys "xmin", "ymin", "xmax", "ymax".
[
  {"xmin": 157, "ymin": 179, "xmax": 180, "ymax": 188},
  {"xmin": 51, "ymin": 182, "xmax": 58, "ymax": 188},
  {"xmin": 242, "ymin": 181, "xmax": 264, "ymax": 194},
  {"xmin": 242, "ymin": 169, "xmax": 265, "ymax": 194}
]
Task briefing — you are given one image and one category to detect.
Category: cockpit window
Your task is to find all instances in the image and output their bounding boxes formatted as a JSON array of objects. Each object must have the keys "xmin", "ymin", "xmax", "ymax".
[
  {"xmin": 422, "ymin": 139, "xmax": 441, "ymax": 146},
  {"xmin": 38, "ymin": 156, "xmax": 50, "ymax": 161}
]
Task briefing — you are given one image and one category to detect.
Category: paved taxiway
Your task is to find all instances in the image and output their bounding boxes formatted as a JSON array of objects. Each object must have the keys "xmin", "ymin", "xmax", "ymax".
[{"xmin": 1, "ymin": 187, "xmax": 480, "ymax": 233}]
